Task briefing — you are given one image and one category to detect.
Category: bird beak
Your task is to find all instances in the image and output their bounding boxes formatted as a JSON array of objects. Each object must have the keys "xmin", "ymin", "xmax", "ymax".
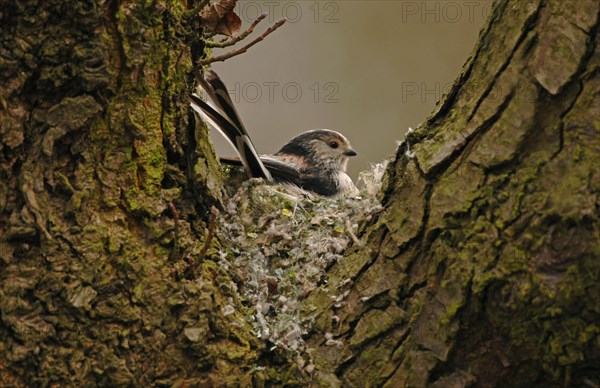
[{"xmin": 344, "ymin": 149, "xmax": 358, "ymax": 157}]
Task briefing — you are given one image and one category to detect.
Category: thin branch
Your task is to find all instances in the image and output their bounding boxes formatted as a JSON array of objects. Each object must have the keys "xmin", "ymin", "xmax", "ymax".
[
  {"xmin": 199, "ymin": 205, "xmax": 219, "ymax": 260},
  {"xmin": 192, "ymin": 18, "xmax": 287, "ymax": 69},
  {"xmin": 205, "ymin": 12, "xmax": 267, "ymax": 48}
]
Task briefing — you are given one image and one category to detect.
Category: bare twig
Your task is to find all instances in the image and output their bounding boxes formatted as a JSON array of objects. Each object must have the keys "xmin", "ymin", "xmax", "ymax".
[
  {"xmin": 199, "ymin": 205, "xmax": 219, "ymax": 259},
  {"xmin": 205, "ymin": 12, "xmax": 267, "ymax": 48},
  {"xmin": 169, "ymin": 202, "xmax": 180, "ymax": 226},
  {"xmin": 192, "ymin": 18, "xmax": 287, "ymax": 69}
]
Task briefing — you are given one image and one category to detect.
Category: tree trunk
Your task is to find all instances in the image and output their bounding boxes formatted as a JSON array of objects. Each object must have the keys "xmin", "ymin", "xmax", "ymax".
[
  {"xmin": 305, "ymin": 0, "xmax": 600, "ymax": 386},
  {"xmin": 1, "ymin": 1, "xmax": 256, "ymax": 386},
  {"xmin": 0, "ymin": 0, "xmax": 598, "ymax": 386}
]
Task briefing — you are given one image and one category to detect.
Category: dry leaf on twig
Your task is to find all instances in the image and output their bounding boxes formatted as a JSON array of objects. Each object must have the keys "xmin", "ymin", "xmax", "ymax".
[{"xmin": 200, "ymin": 0, "xmax": 241, "ymax": 37}]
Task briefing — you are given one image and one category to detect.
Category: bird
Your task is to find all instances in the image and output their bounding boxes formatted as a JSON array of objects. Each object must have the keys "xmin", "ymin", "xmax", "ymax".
[{"xmin": 189, "ymin": 70, "xmax": 358, "ymax": 197}]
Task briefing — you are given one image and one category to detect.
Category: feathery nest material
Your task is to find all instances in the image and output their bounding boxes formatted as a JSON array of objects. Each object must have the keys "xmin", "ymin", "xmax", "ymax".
[{"xmin": 216, "ymin": 162, "xmax": 388, "ymax": 366}]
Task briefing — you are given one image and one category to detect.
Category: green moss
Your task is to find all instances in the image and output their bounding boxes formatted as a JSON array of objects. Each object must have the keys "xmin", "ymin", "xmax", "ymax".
[
  {"xmin": 66, "ymin": 191, "xmax": 84, "ymax": 214},
  {"xmin": 349, "ymin": 306, "xmax": 405, "ymax": 348},
  {"xmin": 440, "ymin": 299, "xmax": 464, "ymax": 326}
]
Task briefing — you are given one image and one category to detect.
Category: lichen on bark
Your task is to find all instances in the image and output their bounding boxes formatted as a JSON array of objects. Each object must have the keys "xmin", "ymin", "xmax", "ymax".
[
  {"xmin": 304, "ymin": 0, "xmax": 600, "ymax": 386},
  {"xmin": 0, "ymin": 1, "xmax": 258, "ymax": 385}
]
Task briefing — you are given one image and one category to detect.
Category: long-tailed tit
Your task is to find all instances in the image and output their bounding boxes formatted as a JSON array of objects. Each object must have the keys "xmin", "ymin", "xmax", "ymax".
[{"xmin": 190, "ymin": 71, "xmax": 358, "ymax": 196}]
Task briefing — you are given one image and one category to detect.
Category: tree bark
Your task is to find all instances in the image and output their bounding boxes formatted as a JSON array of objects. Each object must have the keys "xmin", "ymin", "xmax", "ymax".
[
  {"xmin": 0, "ymin": 0, "xmax": 598, "ymax": 386},
  {"xmin": 305, "ymin": 0, "xmax": 600, "ymax": 386},
  {"xmin": 0, "ymin": 1, "xmax": 258, "ymax": 386}
]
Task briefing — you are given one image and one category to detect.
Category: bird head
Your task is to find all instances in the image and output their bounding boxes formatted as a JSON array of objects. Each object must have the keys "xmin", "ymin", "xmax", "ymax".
[{"xmin": 276, "ymin": 129, "xmax": 357, "ymax": 172}]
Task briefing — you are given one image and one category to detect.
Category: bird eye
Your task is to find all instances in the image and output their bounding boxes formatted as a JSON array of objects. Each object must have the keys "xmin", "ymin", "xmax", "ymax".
[{"xmin": 329, "ymin": 141, "xmax": 339, "ymax": 149}]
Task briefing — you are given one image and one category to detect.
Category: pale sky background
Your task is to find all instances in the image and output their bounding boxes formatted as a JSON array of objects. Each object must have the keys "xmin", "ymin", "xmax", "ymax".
[{"xmin": 208, "ymin": 0, "xmax": 493, "ymax": 179}]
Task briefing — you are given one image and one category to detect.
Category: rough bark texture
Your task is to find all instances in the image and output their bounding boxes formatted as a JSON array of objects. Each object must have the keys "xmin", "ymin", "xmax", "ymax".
[
  {"xmin": 305, "ymin": 0, "xmax": 600, "ymax": 386},
  {"xmin": 0, "ymin": 0, "xmax": 598, "ymax": 386},
  {"xmin": 0, "ymin": 1, "xmax": 267, "ymax": 386}
]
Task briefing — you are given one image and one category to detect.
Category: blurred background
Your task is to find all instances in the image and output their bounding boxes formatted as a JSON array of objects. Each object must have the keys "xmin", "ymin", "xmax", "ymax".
[{"xmin": 209, "ymin": 0, "xmax": 493, "ymax": 179}]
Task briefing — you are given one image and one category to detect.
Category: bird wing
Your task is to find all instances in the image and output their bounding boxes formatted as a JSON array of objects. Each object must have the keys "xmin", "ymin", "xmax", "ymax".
[
  {"xmin": 219, "ymin": 155, "xmax": 302, "ymax": 181},
  {"xmin": 220, "ymin": 155, "xmax": 338, "ymax": 196},
  {"xmin": 190, "ymin": 71, "xmax": 272, "ymax": 180},
  {"xmin": 259, "ymin": 156, "xmax": 304, "ymax": 182}
]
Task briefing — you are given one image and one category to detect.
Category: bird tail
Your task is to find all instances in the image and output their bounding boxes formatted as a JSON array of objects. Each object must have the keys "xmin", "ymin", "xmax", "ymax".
[{"xmin": 190, "ymin": 70, "xmax": 272, "ymax": 180}]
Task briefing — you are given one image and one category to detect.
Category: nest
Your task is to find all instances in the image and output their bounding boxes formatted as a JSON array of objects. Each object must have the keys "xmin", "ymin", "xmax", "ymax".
[{"xmin": 216, "ymin": 162, "xmax": 388, "ymax": 365}]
